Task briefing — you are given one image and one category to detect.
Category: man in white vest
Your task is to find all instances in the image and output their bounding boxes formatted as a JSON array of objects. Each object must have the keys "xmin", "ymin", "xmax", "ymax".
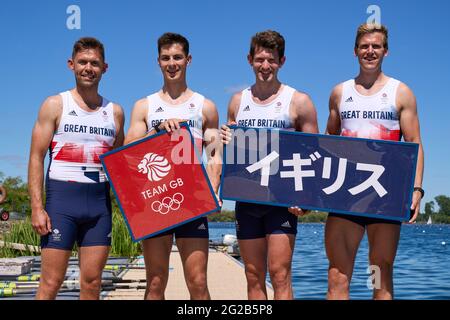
[
  {"xmin": 28, "ymin": 37, "xmax": 125, "ymax": 299},
  {"xmin": 221, "ymin": 30, "xmax": 319, "ymax": 300},
  {"xmin": 125, "ymin": 33, "xmax": 221, "ymax": 300},
  {"xmin": 324, "ymin": 23, "xmax": 424, "ymax": 300}
]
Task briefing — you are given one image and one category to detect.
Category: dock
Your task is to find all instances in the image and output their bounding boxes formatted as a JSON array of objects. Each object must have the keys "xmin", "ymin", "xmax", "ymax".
[
  {"xmin": 104, "ymin": 246, "xmax": 274, "ymax": 300},
  {"xmin": 0, "ymin": 247, "xmax": 274, "ymax": 300}
]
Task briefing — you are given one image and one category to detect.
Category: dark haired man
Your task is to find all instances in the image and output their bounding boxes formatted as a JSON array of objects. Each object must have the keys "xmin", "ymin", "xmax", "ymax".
[
  {"xmin": 221, "ymin": 30, "xmax": 319, "ymax": 300},
  {"xmin": 125, "ymin": 32, "xmax": 221, "ymax": 300},
  {"xmin": 29, "ymin": 37, "xmax": 124, "ymax": 299}
]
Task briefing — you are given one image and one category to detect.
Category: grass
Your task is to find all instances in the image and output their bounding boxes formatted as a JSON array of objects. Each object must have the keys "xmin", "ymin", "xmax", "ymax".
[
  {"xmin": 110, "ymin": 208, "xmax": 142, "ymax": 257},
  {"xmin": 0, "ymin": 209, "xmax": 142, "ymax": 258},
  {"xmin": 0, "ymin": 217, "xmax": 40, "ymax": 257}
]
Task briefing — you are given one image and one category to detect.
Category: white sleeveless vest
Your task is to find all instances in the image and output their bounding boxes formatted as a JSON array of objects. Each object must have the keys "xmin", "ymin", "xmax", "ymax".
[
  {"xmin": 339, "ymin": 78, "xmax": 401, "ymax": 141},
  {"xmin": 235, "ymin": 85, "xmax": 295, "ymax": 130},
  {"xmin": 146, "ymin": 91, "xmax": 204, "ymax": 152},
  {"xmin": 48, "ymin": 91, "xmax": 116, "ymax": 183}
]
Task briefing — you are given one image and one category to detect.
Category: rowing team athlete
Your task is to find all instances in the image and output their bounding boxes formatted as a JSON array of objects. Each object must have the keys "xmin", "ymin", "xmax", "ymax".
[{"xmin": 28, "ymin": 23, "xmax": 424, "ymax": 300}]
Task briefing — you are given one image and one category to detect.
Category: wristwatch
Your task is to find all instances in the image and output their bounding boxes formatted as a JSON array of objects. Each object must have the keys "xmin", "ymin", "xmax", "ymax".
[{"xmin": 413, "ymin": 187, "xmax": 424, "ymax": 199}]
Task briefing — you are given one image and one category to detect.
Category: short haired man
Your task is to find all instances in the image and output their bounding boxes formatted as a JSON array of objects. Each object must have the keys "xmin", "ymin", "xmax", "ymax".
[
  {"xmin": 28, "ymin": 37, "xmax": 125, "ymax": 299},
  {"xmin": 221, "ymin": 30, "xmax": 319, "ymax": 299},
  {"xmin": 125, "ymin": 33, "xmax": 221, "ymax": 300},
  {"xmin": 324, "ymin": 23, "xmax": 424, "ymax": 300}
]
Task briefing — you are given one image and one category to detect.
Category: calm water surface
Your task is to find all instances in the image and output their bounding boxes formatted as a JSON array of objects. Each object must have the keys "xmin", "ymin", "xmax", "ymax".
[{"xmin": 209, "ymin": 222, "xmax": 450, "ymax": 300}]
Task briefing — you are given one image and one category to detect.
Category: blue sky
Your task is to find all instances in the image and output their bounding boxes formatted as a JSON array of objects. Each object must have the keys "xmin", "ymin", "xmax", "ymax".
[{"xmin": 0, "ymin": 0, "xmax": 449, "ymax": 210}]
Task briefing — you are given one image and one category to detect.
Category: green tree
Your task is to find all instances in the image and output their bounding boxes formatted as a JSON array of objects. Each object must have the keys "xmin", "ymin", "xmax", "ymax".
[
  {"xmin": 435, "ymin": 195, "xmax": 450, "ymax": 216},
  {"xmin": 0, "ymin": 172, "xmax": 30, "ymax": 214},
  {"xmin": 424, "ymin": 201, "xmax": 435, "ymax": 216}
]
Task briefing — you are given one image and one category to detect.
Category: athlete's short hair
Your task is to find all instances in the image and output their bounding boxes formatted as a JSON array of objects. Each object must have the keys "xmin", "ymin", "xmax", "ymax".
[
  {"xmin": 158, "ymin": 33, "xmax": 189, "ymax": 56},
  {"xmin": 355, "ymin": 23, "xmax": 389, "ymax": 50},
  {"xmin": 72, "ymin": 37, "xmax": 105, "ymax": 61},
  {"xmin": 249, "ymin": 30, "xmax": 285, "ymax": 59}
]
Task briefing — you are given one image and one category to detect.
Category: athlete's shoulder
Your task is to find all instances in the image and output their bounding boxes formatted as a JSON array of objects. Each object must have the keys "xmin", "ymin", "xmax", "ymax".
[
  {"xmin": 203, "ymin": 97, "xmax": 217, "ymax": 109},
  {"xmin": 395, "ymin": 79, "xmax": 414, "ymax": 96},
  {"xmin": 202, "ymin": 97, "xmax": 218, "ymax": 119},
  {"xmin": 328, "ymin": 82, "xmax": 345, "ymax": 109},
  {"xmin": 229, "ymin": 90, "xmax": 244, "ymax": 105},
  {"xmin": 395, "ymin": 79, "xmax": 416, "ymax": 110},
  {"xmin": 330, "ymin": 81, "xmax": 346, "ymax": 95},
  {"xmin": 40, "ymin": 94, "xmax": 63, "ymax": 117},
  {"xmin": 43, "ymin": 94, "xmax": 63, "ymax": 107},
  {"xmin": 290, "ymin": 88, "xmax": 313, "ymax": 107},
  {"xmin": 112, "ymin": 102, "xmax": 125, "ymax": 118},
  {"xmin": 133, "ymin": 97, "xmax": 150, "ymax": 111},
  {"xmin": 127, "ymin": 97, "xmax": 148, "ymax": 123}
]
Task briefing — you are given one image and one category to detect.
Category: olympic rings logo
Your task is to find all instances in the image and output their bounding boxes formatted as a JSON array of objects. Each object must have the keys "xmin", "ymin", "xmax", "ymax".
[{"xmin": 151, "ymin": 193, "xmax": 184, "ymax": 215}]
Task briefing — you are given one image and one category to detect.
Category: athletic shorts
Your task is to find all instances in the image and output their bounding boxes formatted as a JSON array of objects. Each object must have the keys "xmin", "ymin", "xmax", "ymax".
[
  {"xmin": 327, "ymin": 212, "xmax": 401, "ymax": 227},
  {"xmin": 41, "ymin": 179, "xmax": 112, "ymax": 250},
  {"xmin": 235, "ymin": 202, "xmax": 298, "ymax": 240},
  {"xmin": 150, "ymin": 216, "xmax": 209, "ymax": 239}
]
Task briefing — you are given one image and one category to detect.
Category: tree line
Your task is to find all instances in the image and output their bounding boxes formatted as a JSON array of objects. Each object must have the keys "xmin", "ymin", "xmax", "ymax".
[{"xmin": 1, "ymin": 171, "xmax": 449, "ymax": 223}]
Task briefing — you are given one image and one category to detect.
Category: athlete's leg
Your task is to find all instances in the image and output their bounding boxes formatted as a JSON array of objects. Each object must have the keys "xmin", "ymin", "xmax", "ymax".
[
  {"xmin": 267, "ymin": 233, "xmax": 296, "ymax": 300},
  {"xmin": 78, "ymin": 245, "xmax": 110, "ymax": 300},
  {"xmin": 366, "ymin": 222, "xmax": 401, "ymax": 300},
  {"xmin": 142, "ymin": 234, "xmax": 173, "ymax": 300},
  {"xmin": 239, "ymin": 238, "xmax": 268, "ymax": 299},
  {"xmin": 325, "ymin": 214, "xmax": 365, "ymax": 300},
  {"xmin": 176, "ymin": 237, "xmax": 210, "ymax": 300},
  {"xmin": 35, "ymin": 248, "xmax": 72, "ymax": 300}
]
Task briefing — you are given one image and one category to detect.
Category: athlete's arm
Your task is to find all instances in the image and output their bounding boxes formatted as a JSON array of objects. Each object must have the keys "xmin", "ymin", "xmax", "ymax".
[
  {"xmin": 397, "ymin": 83, "xmax": 424, "ymax": 223},
  {"xmin": 287, "ymin": 91, "xmax": 319, "ymax": 216},
  {"xmin": 326, "ymin": 84, "xmax": 343, "ymax": 135},
  {"xmin": 291, "ymin": 91, "xmax": 319, "ymax": 134},
  {"xmin": 124, "ymin": 98, "xmax": 150, "ymax": 145},
  {"xmin": 28, "ymin": 95, "xmax": 61, "ymax": 235},
  {"xmin": 203, "ymin": 99, "xmax": 222, "ymax": 203},
  {"xmin": 220, "ymin": 92, "xmax": 241, "ymax": 144},
  {"xmin": 112, "ymin": 103, "xmax": 125, "ymax": 149}
]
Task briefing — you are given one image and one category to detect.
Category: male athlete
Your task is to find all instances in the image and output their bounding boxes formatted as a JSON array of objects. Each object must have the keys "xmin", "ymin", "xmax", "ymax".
[
  {"xmin": 125, "ymin": 33, "xmax": 221, "ymax": 300},
  {"xmin": 324, "ymin": 23, "xmax": 424, "ymax": 300},
  {"xmin": 221, "ymin": 30, "xmax": 319, "ymax": 299},
  {"xmin": 28, "ymin": 37, "xmax": 124, "ymax": 299}
]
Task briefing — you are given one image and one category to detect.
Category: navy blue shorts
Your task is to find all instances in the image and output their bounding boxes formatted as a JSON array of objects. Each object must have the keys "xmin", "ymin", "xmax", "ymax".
[
  {"xmin": 150, "ymin": 216, "xmax": 209, "ymax": 239},
  {"xmin": 235, "ymin": 202, "xmax": 298, "ymax": 240},
  {"xmin": 327, "ymin": 212, "xmax": 401, "ymax": 227},
  {"xmin": 41, "ymin": 179, "xmax": 112, "ymax": 250}
]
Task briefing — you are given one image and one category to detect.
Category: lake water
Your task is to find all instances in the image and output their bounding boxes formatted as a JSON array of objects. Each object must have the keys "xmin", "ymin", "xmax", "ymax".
[{"xmin": 209, "ymin": 222, "xmax": 450, "ymax": 300}]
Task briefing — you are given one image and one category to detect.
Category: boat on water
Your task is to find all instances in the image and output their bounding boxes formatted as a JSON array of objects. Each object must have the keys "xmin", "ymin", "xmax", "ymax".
[
  {"xmin": 209, "ymin": 234, "xmax": 240, "ymax": 258},
  {"xmin": 427, "ymin": 216, "xmax": 432, "ymax": 225}
]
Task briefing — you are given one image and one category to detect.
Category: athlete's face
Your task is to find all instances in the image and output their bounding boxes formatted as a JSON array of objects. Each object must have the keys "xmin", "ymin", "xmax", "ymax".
[
  {"xmin": 158, "ymin": 43, "xmax": 191, "ymax": 82},
  {"xmin": 248, "ymin": 46, "xmax": 285, "ymax": 83},
  {"xmin": 68, "ymin": 49, "xmax": 107, "ymax": 88},
  {"xmin": 355, "ymin": 32, "xmax": 388, "ymax": 72}
]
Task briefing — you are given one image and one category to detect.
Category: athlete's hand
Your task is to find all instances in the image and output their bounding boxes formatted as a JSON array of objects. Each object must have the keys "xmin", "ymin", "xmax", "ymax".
[
  {"xmin": 159, "ymin": 118, "xmax": 187, "ymax": 133},
  {"xmin": 215, "ymin": 192, "xmax": 223, "ymax": 207},
  {"xmin": 220, "ymin": 121, "xmax": 236, "ymax": 144},
  {"xmin": 408, "ymin": 191, "xmax": 422, "ymax": 224},
  {"xmin": 288, "ymin": 206, "xmax": 310, "ymax": 217},
  {"xmin": 31, "ymin": 208, "xmax": 52, "ymax": 236}
]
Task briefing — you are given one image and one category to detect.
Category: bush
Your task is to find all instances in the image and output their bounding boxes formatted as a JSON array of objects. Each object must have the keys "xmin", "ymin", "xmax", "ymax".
[
  {"xmin": 110, "ymin": 208, "xmax": 142, "ymax": 257},
  {"xmin": 208, "ymin": 209, "xmax": 235, "ymax": 222},
  {"xmin": 0, "ymin": 208, "xmax": 142, "ymax": 258},
  {"xmin": 297, "ymin": 211, "xmax": 328, "ymax": 223}
]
